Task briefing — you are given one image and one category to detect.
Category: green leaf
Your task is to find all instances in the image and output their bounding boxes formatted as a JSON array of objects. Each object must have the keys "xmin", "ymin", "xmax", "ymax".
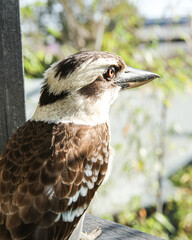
[{"xmin": 47, "ymin": 27, "xmax": 62, "ymax": 39}]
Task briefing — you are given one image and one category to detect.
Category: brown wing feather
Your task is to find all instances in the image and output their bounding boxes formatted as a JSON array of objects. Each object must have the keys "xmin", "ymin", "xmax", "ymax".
[{"xmin": 0, "ymin": 121, "xmax": 110, "ymax": 240}]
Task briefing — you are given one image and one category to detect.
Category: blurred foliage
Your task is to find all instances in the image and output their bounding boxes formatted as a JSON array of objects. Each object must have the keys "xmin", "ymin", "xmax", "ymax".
[
  {"xmin": 21, "ymin": 0, "xmax": 192, "ymax": 90},
  {"xmin": 108, "ymin": 164, "xmax": 192, "ymax": 239},
  {"xmin": 21, "ymin": 0, "xmax": 143, "ymax": 78},
  {"xmin": 171, "ymin": 164, "xmax": 192, "ymax": 189},
  {"xmin": 21, "ymin": 0, "xmax": 192, "ymax": 239}
]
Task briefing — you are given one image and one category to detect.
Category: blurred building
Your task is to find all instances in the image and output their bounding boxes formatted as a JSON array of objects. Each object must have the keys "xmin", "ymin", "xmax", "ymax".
[{"xmin": 136, "ymin": 16, "xmax": 192, "ymax": 58}]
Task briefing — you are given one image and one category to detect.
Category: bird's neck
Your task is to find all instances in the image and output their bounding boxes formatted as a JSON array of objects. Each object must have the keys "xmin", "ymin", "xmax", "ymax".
[{"xmin": 31, "ymin": 93, "xmax": 111, "ymax": 126}]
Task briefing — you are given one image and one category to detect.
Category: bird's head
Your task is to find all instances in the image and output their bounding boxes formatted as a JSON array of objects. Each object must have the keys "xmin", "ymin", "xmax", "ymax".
[{"xmin": 32, "ymin": 51, "xmax": 159, "ymax": 125}]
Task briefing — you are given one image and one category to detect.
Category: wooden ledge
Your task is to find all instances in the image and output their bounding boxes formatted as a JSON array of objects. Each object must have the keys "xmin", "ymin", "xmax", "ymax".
[{"xmin": 83, "ymin": 214, "xmax": 165, "ymax": 240}]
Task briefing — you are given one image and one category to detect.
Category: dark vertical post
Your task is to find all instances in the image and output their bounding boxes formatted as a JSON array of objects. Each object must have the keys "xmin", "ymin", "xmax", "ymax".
[{"xmin": 0, "ymin": 0, "xmax": 25, "ymax": 153}]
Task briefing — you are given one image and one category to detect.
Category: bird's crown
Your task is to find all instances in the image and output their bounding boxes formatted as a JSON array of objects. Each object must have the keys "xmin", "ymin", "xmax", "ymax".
[{"xmin": 43, "ymin": 51, "xmax": 126, "ymax": 95}]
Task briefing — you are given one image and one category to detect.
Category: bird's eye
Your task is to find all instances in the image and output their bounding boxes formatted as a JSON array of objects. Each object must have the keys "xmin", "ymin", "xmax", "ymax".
[{"xmin": 104, "ymin": 66, "xmax": 116, "ymax": 80}]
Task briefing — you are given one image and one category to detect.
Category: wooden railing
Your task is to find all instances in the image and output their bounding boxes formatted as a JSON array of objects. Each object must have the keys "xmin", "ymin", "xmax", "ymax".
[{"xmin": 83, "ymin": 214, "xmax": 164, "ymax": 239}]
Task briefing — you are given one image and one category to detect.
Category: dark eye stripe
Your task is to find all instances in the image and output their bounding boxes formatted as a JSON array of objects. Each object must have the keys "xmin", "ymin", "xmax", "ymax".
[{"xmin": 39, "ymin": 83, "xmax": 69, "ymax": 106}]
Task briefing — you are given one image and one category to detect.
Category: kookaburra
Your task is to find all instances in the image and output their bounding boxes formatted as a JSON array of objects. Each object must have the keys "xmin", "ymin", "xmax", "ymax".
[{"xmin": 0, "ymin": 51, "xmax": 159, "ymax": 240}]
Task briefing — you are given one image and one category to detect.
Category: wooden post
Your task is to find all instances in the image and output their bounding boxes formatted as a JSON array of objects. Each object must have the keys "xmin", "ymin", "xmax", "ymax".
[{"xmin": 0, "ymin": 0, "xmax": 25, "ymax": 153}]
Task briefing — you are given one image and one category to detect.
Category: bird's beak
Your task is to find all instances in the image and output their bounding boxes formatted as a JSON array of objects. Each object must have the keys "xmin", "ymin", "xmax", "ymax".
[{"xmin": 114, "ymin": 66, "xmax": 160, "ymax": 90}]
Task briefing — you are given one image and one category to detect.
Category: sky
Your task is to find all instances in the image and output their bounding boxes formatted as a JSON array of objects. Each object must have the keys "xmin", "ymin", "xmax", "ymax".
[
  {"xmin": 21, "ymin": 0, "xmax": 192, "ymax": 19},
  {"xmin": 134, "ymin": 0, "xmax": 192, "ymax": 19}
]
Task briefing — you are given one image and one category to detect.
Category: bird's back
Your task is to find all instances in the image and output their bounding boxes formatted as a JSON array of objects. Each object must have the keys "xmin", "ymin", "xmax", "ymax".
[{"xmin": 0, "ymin": 120, "xmax": 110, "ymax": 240}]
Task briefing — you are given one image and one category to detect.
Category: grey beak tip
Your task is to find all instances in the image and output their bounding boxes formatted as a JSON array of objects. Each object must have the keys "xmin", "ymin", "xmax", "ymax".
[
  {"xmin": 148, "ymin": 73, "xmax": 160, "ymax": 80},
  {"xmin": 154, "ymin": 73, "xmax": 160, "ymax": 78}
]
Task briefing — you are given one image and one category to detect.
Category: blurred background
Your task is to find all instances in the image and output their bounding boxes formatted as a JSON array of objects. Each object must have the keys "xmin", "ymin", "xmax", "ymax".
[{"xmin": 20, "ymin": 0, "xmax": 192, "ymax": 239}]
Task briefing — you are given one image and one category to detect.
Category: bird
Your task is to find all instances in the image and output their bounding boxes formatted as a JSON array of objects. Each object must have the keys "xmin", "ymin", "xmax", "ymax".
[{"xmin": 0, "ymin": 51, "xmax": 159, "ymax": 240}]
